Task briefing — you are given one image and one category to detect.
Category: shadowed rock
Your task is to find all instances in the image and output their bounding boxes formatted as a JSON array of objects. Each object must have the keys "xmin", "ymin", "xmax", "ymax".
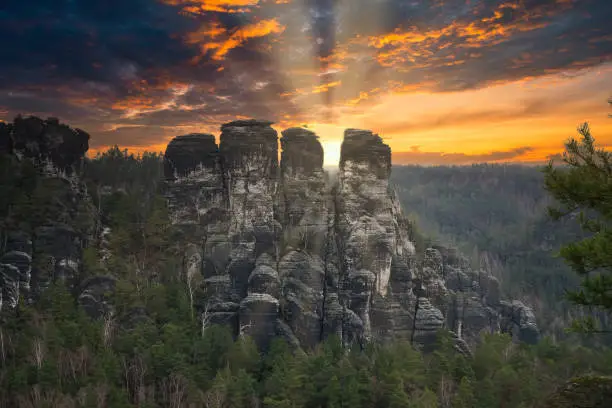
[
  {"xmin": 220, "ymin": 119, "xmax": 278, "ymax": 178},
  {"xmin": 499, "ymin": 300, "xmax": 540, "ymax": 344},
  {"xmin": 164, "ymin": 133, "xmax": 219, "ymax": 179},
  {"xmin": 281, "ymin": 127, "xmax": 324, "ymax": 176},
  {"xmin": 0, "ymin": 122, "xmax": 11, "ymax": 153},
  {"xmin": 78, "ymin": 275, "xmax": 116, "ymax": 318},
  {"xmin": 31, "ymin": 224, "xmax": 81, "ymax": 294},
  {"xmin": 340, "ymin": 129, "xmax": 391, "ymax": 180},
  {"xmin": 221, "ymin": 119, "xmax": 274, "ymax": 129},
  {"xmin": 7, "ymin": 116, "xmax": 89, "ymax": 173}
]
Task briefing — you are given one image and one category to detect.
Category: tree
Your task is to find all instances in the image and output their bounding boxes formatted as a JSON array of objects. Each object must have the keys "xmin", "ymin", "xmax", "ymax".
[
  {"xmin": 452, "ymin": 377, "xmax": 475, "ymax": 408},
  {"xmin": 543, "ymin": 120, "xmax": 612, "ymax": 333}
]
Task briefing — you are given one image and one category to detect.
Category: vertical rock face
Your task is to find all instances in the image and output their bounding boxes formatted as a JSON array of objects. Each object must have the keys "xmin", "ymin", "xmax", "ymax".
[
  {"xmin": 278, "ymin": 128, "xmax": 330, "ymax": 347},
  {"xmin": 335, "ymin": 129, "xmax": 399, "ymax": 344},
  {"xmin": 0, "ymin": 232, "xmax": 32, "ymax": 310},
  {"xmin": 163, "ymin": 132, "xmax": 236, "ymax": 331},
  {"xmin": 164, "ymin": 121, "xmax": 540, "ymax": 351},
  {"xmin": 220, "ymin": 119, "xmax": 278, "ymax": 260},
  {"xmin": 164, "ymin": 133, "xmax": 225, "ymax": 233},
  {"xmin": 0, "ymin": 116, "xmax": 94, "ymax": 312},
  {"xmin": 220, "ymin": 120, "xmax": 279, "ymax": 348},
  {"xmin": 163, "ymin": 121, "xmax": 282, "ymax": 349}
]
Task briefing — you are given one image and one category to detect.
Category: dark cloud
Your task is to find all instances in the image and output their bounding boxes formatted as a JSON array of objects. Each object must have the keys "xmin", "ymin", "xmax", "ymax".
[
  {"xmin": 0, "ymin": 0, "xmax": 610, "ymax": 149},
  {"xmin": 333, "ymin": 0, "xmax": 612, "ymax": 100},
  {"xmin": 0, "ymin": 0, "xmax": 299, "ymax": 127},
  {"xmin": 393, "ymin": 146, "xmax": 534, "ymax": 165},
  {"xmin": 0, "ymin": 0, "xmax": 201, "ymax": 91}
]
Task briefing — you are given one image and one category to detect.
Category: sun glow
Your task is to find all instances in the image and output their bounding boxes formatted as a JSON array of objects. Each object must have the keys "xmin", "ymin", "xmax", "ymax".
[
  {"xmin": 322, "ymin": 140, "xmax": 342, "ymax": 167},
  {"xmin": 305, "ymin": 123, "xmax": 347, "ymax": 167}
]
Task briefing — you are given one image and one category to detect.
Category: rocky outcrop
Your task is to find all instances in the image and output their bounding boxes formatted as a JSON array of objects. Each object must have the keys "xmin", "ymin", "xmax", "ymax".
[
  {"xmin": 499, "ymin": 300, "xmax": 539, "ymax": 344},
  {"xmin": 78, "ymin": 275, "xmax": 116, "ymax": 318},
  {"xmin": 0, "ymin": 116, "xmax": 94, "ymax": 312},
  {"xmin": 7, "ymin": 115, "xmax": 89, "ymax": 174},
  {"xmin": 164, "ymin": 122, "xmax": 540, "ymax": 351},
  {"xmin": 0, "ymin": 232, "xmax": 32, "ymax": 310},
  {"xmin": 278, "ymin": 128, "xmax": 332, "ymax": 346},
  {"xmin": 0, "ymin": 114, "xmax": 540, "ymax": 352},
  {"xmin": 429, "ymin": 246, "xmax": 539, "ymax": 345}
]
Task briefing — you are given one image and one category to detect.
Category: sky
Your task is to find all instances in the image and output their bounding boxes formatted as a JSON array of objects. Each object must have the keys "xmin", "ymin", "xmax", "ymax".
[{"xmin": 1, "ymin": 0, "xmax": 611, "ymax": 166}]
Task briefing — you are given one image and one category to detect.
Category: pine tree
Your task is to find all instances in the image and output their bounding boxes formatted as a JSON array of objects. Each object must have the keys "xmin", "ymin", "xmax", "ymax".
[{"xmin": 543, "ymin": 121, "xmax": 612, "ymax": 332}]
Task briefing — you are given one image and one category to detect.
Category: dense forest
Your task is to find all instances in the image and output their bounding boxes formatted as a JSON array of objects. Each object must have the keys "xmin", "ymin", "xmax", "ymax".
[{"xmin": 1, "ymin": 142, "xmax": 611, "ymax": 407}]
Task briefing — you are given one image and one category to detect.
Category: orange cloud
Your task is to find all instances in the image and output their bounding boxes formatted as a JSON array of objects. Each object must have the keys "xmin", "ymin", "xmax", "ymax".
[
  {"xmin": 186, "ymin": 20, "xmax": 226, "ymax": 43},
  {"xmin": 109, "ymin": 78, "xmax": 192, "ymax": 118},
  {"xmin": 162, "ymin": 0, "xmax": 259, "ymax": 14},
  {"xmin": 312, "ymin": 81, "xmax": 341, "ymax": 94},
  {"xmin": 188, "ymin": 18, "xmax": 285, "ymax": 62},
  {"xmin": 368, "ymin": 26, "xmax": 452, "ymax": 49},
  {"xmin": 340, "ymin": 80, "xmax": 436, "ymax": 109},
  {"xmin": 111, "ymin": 97, "xmax": 158, "ymax": 111},
  {"xmin": 346, "ymin": 88, "xmax": 380, "ymax": 106},
  {"xmin": 366, "ymin": 1, "xmax": 569, "ymax": 67},
  {"xmin": 279, "ymin": 80, "xmax": 345, "ymax": 100},
  {"xmin": 163, "ymin": 0, "xmax": 291, "ymax": 14},
  {"xmin": 367, "ymin": 25, "xmax": 452, "ymax": 67}
]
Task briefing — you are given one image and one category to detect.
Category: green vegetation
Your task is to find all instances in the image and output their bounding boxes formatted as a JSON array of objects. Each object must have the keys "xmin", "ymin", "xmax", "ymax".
[
  {"xmin": 82, "ymin": 147, "xmax": 181, "ymax": 285},
  {"xmin": 539, "ymin": 375, "xmax": 612, "ymax": 408},
  {"xmin": 543, "ymin": 123, "xmax": 612, "ymax": 333},
  {"xmin": 2, "ymin": 143, "xmax": 612, "ymax": 406},
  {"xmin": 2, "ymin": 282, "xmax": 612, "ymax": 407}
]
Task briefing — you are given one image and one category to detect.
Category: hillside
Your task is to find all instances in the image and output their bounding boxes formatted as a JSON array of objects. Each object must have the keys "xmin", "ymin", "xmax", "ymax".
[{"xmin": 391, "ymin": 164, "xmax": 598, "ymax": 340}]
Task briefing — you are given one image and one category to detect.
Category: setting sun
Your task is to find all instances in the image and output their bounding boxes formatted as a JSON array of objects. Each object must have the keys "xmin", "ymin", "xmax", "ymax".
[
  {"xmin": 304, "ymin": 123, "xmax": 348, "ymax": 167},
  {"xmin": 322, "ymin": 140, "xmax": 342, "ymax": 167}
]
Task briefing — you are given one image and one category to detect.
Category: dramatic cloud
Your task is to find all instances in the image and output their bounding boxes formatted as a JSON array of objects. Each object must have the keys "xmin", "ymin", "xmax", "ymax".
[
  {"xmin": 162, "ymin": 0, "xmax": 260, "ymax": 14},
  {"xmin": 187, "ymin": 18, "xmax": 286, "ymax": 62},
  {"xmin": 0, "ymin": 0, "xmax": 610, "ymax": 162}
]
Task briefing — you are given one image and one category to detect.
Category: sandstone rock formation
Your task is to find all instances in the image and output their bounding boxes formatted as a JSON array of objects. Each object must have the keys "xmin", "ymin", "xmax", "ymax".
[
  {"xmin": 163, "ymin": 121, "xmax": 540, "ymax": 351},
  {"xmin": 0, "ymin": 116, "xmax": 93, "ymax": 312},
  {"xmin": 0, "ymin": 115, "xmax": 539, "ymax": 352}
]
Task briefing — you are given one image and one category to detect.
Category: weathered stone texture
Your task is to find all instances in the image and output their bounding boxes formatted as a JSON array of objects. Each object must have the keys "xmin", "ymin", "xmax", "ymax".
[{"xmin": 162, "ymin": 121, "xmax": 540, "ymax": 351}]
